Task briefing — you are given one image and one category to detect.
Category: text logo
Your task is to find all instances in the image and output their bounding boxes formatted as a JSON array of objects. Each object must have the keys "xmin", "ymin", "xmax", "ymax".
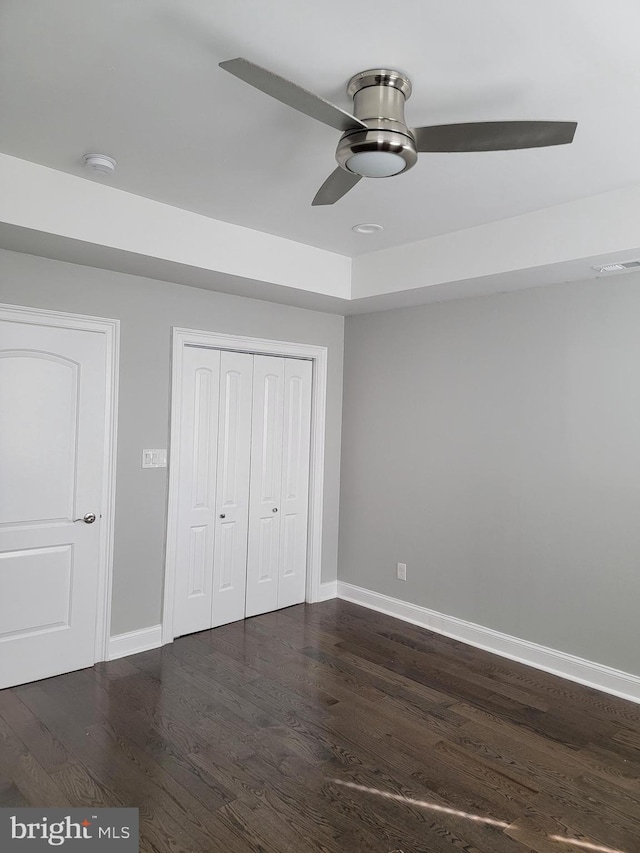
[{"xmin": 1, "ymin": 809, "xmax": 138, "ymax": 850}]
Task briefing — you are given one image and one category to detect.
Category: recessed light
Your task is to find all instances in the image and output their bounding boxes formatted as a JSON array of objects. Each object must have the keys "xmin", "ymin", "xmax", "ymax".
[
  {"xmin": 592, "ymin": 260, "xmax": 640, "ymax": 273},
  {"xmin": 352, "ymin": 223, "xmax": 383, "ymax": 234},
  {"xmin": 83, "ymin": 154, "xmax": 117, "ymax": 176},
  {"xmin": 593, "ymin": 263, "xmax": 625, "ymax": 273}
]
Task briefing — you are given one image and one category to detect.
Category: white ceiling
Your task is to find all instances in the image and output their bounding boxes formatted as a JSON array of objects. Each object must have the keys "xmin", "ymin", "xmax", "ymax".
[{"xmin": 3, "ymin": 0, "xmax": 640, "ymax": 259}]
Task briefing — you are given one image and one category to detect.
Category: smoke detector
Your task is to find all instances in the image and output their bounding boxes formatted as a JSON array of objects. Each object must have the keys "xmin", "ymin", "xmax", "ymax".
[
  {"xmin": 593, "ymin": 260, "xmax": 640, "ymax": 273},
  {"xmin": 83, "ymin": 154, "xmax": 117, "ymax": 175}
]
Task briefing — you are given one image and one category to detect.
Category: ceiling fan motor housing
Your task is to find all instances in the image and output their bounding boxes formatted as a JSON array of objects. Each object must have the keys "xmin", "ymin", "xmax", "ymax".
[{"xmin": 337, "ymin": 69, "xmax": 418, "ymax": 177}]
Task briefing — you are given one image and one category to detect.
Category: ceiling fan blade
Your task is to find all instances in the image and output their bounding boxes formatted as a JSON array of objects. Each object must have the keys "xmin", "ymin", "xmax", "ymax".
[
  {"xmin": 219, "ymin": 58, "xmax": 366, "ymax": 133},
  {"xmin": 312, "ymin": 168, "xmax": 361, "ymax": 206},
  {"xmin": 412, "ymin": 120, "xmax": 577, "ymax": 152}
]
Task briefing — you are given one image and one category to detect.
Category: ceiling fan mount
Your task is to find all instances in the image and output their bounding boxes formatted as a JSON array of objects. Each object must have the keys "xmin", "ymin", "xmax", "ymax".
[
  {"xmin": 219, "ymin": 57, "xmax": 577, "ymax": 205},
  {"xmin": 337, "ymin": 69, "xmax": 418, "ymax": 178}
]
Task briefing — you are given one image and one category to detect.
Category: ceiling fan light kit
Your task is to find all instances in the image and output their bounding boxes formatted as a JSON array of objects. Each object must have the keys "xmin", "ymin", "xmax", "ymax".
[
  {"xmin": 342, "ymin": 150, "xmax": 408, "ymax": 178},
  {"xmin": 219, "ymin": 58, "xmax": 577, "ymax": 205},
  {"xmin": 336, "ymin": 69, "xmax": 417, "ymax": 178}
]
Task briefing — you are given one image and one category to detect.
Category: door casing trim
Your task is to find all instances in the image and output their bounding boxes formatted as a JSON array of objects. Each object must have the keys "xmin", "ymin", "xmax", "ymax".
[
  {"xmin": 0, "ymin": 302, "xmax": 119, "ymax": 663},
  {"xmin": 162, "ymin": 328, "xmax": 328, "ymax": 644}
]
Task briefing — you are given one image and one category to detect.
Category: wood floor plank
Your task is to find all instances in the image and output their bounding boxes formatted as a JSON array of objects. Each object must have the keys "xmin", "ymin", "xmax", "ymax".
[
  {"xmin": 0, "ymin": 780, "xmax": 30, "ymax": 808},
  {"xmin": 1, "ymin": 600, "xmax": 638, "ymax": 853},
  {"xmin": 0, "ymin": 688, "xmax": 73, "ymax": 772},
  {"xmin": 0, "ymin": 714, "xmax": 66, "ymax": 806},
  {"xmin": 529, "ymin": 791, "xmax": 640, "ymax": 853},
  {"xmin": 505, "ymin": 809, "xmax": 599, "ymax": 853}
]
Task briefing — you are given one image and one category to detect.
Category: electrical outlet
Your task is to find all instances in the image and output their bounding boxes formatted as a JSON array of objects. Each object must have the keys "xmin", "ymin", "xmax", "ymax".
[
  {"xmin": 142, "ymin": 449, "xmax": 167, "ymax": 468},
  {"xmin": 396, "ymin": 562, "xmax": 407, "ymax": 581}
]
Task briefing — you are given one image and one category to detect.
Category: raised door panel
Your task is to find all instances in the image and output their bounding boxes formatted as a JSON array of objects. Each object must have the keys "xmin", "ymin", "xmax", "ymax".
[
  {"xmin": 211, "ymin": 351, "xmax": 253, "ymax": 628},
  {"xmin": 0, "ymin": 321, "xmax": 106, "ymax": 689},
  {"xmin": 277, "ymin": 359, "xmax": 312, "ymax": 608},
  {"xmin": 173, "ymin": 346, "xmax": 220, "ymax": 637},
  {"xmin": 0, "ymin": 354, "xmax": 78, "ymax": 525},
  {"xmin": 245, "ymin": 355, "xmax": 284, "ymax": 618},
  {"xmin": 0, "ymin": 545, "xmax": 73, "ymax": 640}
]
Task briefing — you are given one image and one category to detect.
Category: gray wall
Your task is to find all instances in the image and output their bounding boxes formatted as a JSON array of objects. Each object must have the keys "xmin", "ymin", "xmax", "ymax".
[
  {"xmin": 339, "ymin": 278, "xmax": 640, "ymax": 675},
  {"xmin": 0, "ymin": 248, "xmax": 344, "ymax": 636}
]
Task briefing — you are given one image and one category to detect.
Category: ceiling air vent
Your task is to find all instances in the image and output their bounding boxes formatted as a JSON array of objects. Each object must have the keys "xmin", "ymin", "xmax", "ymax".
[{"xmin": 593, "ymin": 260, "xmax": 640, "ymax": 273}]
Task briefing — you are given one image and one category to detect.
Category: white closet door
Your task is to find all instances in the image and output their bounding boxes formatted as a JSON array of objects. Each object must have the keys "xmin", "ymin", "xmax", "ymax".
[
  {"xmin": 173, "ymin": 346, "xmax": 220, "ymax": 637},
  {"xmin": 245, "ymin": 355, "xmax": 285, "ymax": 618},
  {"xmin": 278, "ymin": 358, "xmax": 312, "ymax": 609},
  {"xmin": 211, "ymin": 351, "xmax": 253, "ymax": 628}
]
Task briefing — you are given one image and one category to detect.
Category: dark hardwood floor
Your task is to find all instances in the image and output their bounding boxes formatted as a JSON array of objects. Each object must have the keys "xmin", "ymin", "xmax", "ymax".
[{"xmin": 1, "ymin": 600, "xmax": 639, "ymax": 852}]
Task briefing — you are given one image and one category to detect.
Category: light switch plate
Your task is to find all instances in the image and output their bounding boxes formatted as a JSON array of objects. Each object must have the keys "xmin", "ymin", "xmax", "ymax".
[{"xmin": 142, "ymin": 449, "xmax": 167, "ymax": 468}]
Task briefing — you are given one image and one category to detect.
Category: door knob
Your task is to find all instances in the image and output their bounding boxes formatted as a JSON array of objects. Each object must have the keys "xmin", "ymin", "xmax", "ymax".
[
  {"xmin": 272, "ymin": 507, "xmax": 278, "ymax": 513},
  {"xmin": 74, "ymin": 512, "xmax": 96, "ymax": 524},
  {"xmin": 219, "ymin": 513, "xmax": 226, "ymax": 519}
]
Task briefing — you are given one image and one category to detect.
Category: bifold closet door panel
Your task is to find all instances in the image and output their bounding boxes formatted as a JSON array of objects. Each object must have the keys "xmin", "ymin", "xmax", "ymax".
[
  {"xmin": 173, "ymin": 346, "xmax": 221, "ymax": 638},
  {"xmin": 245, "ymin": 355, "xmax": 285, "ymax": 618},
  {"xmin": 211, "ymin": 351, "xmax": 253, "ymax": 628},
  {"xmin": 173, "ymin": 349, "xmax": 313, "ymax": 633},
  {"xmin": 278, "ymin": 358, "xmax": 312, "ymax": 609}
]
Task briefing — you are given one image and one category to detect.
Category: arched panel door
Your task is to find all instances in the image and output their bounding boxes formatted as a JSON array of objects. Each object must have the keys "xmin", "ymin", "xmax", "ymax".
[{"xmin": 0, "ymin": 322, "xmax": 107, "ymax": 689}]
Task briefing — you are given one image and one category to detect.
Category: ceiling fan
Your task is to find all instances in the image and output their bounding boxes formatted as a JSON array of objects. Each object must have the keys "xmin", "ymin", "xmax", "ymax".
[{"xmin": 219, "ymin": 58, "xmax": 577, "ymax": 206}]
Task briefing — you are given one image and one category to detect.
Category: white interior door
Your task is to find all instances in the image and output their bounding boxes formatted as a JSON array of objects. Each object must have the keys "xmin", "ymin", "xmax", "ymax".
[
  {"xmin": 0, "ymin": 319, "xmax": 107, "ymax": 689},
  {"xmin": 245, "ymin": 355, "xmax": 285, "ymax": 618},
  {"xmin": 278, "ymin": 358, "xmax": 312, "ymax": 609},
  {"xmin": 173, "ymin": 346, "xmax": 220, "ymax": 637},
  {"xmin": 211, "ymin": 351, "xmax": 253, "ymax": 628}
]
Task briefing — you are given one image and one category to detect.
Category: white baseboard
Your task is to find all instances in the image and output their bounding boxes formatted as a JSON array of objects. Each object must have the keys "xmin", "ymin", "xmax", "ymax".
[
  {"xmin": 108, "ymin": 624, "xmax": 162, "ymax": 661},
  {"xmin": 336, "ymin": 582, "xmax": 640, "ymax": 705},
  {"xmin": 317, "ymin": 580, "xmax": 338, "ymax": 601}
]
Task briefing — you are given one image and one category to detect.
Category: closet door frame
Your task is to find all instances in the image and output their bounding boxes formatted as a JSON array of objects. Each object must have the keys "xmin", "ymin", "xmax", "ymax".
[{"xmin": 162, "ymin": 328, "xmax": 328, "ymax": 644}]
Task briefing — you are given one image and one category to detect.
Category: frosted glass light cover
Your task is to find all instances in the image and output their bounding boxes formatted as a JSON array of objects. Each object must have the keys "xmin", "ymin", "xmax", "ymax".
[{"xmin": 346, "ymin": 151, "xmax": 406, "ymax": 177}]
